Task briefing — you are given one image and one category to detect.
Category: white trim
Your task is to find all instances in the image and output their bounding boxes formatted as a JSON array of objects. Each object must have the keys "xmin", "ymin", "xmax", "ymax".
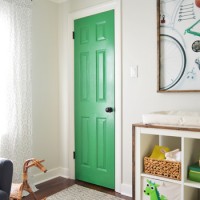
[
  {"xmin": 67, "ymin": 0, "xmax": 122, "ymax": 193},
  {"xmin": 121, "ymin": 183, "xmax": 132, "ymax": 197},
  {"xmin": 33, "ymin": 167, "xmax": 69, "ymax": 185}
]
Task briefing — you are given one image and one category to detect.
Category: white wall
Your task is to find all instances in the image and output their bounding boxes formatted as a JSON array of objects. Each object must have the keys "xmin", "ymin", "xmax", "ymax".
[
  {"xmin": 57, "ymin": 0, "xmax": 71, "ymax": 176},
  {"xmin": 32, "ymin": 0, "xmax": 60, "ymax": 182},
  {"xmin": 31, "ymin": 0, "xmax": 200, "ymax": 195},
  {"xmin": 122, "ymin": 0, "xmax": 200, "ymax": 193},
  {"xmin": 69, "ymin": 0, "xmax": 111, "ymax": 11},
  {"xmin": 58, "ymin": 0, "xmax": 200, "ymax": 196}
]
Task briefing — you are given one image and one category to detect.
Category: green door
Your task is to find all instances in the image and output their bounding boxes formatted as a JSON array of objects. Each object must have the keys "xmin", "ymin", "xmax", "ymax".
[{"xmin": 74, "ymin": 10, "xmax": 115, "ymax": 189}]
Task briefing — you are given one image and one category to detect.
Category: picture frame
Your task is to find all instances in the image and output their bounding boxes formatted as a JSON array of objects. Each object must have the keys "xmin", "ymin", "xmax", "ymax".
[{"xmin": 158, "ymin": 0, "xmax": 200, "ymax": 92}]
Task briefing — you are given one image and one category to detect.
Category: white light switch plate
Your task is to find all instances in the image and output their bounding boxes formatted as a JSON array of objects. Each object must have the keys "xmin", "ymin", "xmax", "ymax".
[{"xmin": 130, "ymin": 66, "xmax": 138, "ymax": 78}]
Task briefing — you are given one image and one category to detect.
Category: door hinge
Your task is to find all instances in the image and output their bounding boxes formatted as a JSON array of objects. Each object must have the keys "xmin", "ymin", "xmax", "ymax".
[
  {"xmin": 73, "ymin": 151, "xmax": 76, "ymax": 159},
  {"xmin": 73, "ymin": 31, "xmax": 75, "ymax": 39}
]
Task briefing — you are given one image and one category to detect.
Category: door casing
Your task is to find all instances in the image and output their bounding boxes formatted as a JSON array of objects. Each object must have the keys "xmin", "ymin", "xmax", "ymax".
[{"xmin": 67, "ymin": 0, "xmax": 122, "ymax": 193}]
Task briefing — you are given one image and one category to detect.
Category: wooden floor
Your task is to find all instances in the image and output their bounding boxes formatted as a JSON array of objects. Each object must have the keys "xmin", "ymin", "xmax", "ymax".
[{"xmin": 22, "ymin": 177, "xmax": 132, "ymax": 200}]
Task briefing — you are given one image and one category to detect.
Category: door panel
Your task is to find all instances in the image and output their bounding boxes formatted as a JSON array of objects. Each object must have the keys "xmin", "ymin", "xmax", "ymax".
[{"xmin": 75, "ymin": 10, "xmax": 115, "ymax": 189}]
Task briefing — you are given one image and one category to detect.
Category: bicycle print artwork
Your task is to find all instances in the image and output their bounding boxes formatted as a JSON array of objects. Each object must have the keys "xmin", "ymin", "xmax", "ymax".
[{"xmin": 158, "ymin": 0, "xmax": 200, "ymax": 91}]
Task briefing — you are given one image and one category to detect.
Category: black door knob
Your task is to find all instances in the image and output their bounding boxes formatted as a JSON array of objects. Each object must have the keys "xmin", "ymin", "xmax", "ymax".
[{"xmin": 105, "ymin": 107, "xmax": 113, "ymax": 113}]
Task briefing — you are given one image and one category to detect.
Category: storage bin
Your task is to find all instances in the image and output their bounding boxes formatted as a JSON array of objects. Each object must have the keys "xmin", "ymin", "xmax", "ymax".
[
  {"xmin": 142, "ymin": 177, "xmax": 181, "ymax": 200},
  {"xmin": 144, "ymin": 157, "xmax": 181, "ymax": 180},
  {"xmin": 188, "ymin": 162, "xmax": 200, "ymax": 182}
]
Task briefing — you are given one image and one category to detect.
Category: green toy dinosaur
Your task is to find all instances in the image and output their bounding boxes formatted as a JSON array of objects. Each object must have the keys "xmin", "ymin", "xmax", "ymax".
[{"xmin": 144, "ymin": 179, "xmax": 167, "ymax": 200}]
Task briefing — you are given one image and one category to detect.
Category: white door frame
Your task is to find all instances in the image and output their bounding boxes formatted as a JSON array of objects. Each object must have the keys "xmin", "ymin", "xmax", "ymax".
[{"xmin": 67, "ymin": 0, "xmax": 122, "ymax": 193}]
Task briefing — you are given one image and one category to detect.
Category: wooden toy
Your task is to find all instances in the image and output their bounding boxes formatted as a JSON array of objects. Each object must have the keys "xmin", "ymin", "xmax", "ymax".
[{"xmin": 10, "ymin": 158, "xmax": 47, "ymax": 200}]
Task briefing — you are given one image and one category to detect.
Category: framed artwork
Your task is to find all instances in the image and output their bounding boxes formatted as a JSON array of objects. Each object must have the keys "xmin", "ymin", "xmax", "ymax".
[{"xmin": 158, "ymin": 0, "xmax": 200, "ymax": 92}]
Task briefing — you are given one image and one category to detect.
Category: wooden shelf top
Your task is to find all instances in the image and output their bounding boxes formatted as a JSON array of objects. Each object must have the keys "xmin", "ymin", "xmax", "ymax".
[{"xmin": 132, "ymin": 123, "xmax": 200, "ymax": 132}]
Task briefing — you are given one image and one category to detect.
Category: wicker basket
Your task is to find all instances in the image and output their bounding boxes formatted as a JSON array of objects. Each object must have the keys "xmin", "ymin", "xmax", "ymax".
[{"xmin": 144, "ymin": 157, "xmax": 181, "ymax": 180}]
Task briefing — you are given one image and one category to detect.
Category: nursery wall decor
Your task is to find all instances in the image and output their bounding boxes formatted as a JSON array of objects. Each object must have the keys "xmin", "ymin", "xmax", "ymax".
[{"xmin": 158, "ymin": 0, "xmax": 200, "ymax": 92}]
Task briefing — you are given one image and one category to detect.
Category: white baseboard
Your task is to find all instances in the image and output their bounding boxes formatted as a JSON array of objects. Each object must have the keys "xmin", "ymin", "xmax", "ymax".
[
  {"xmin": 33, "ymin": 167, "xmax": 69, "ymax": 185},
  {"xmin": 121, "ymin": 183, "xmax": 132, "ymax": 197}
]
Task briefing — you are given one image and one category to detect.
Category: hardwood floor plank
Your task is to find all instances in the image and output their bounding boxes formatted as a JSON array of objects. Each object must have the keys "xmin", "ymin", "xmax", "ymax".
[{"xmin": 22, "ymin": 177, "xmax": 132, "ymax": 200}]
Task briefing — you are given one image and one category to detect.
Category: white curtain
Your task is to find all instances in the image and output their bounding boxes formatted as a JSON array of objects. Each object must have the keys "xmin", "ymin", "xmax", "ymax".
[{"xmin": 0, "ymin": 0, "xmax": 32, "ymax": 183}]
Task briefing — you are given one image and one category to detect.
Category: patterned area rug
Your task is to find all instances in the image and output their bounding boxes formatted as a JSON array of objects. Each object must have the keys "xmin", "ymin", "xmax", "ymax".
[{"xmin": 47, "ymin": 184, "xmax": 125, "ymax": 200}]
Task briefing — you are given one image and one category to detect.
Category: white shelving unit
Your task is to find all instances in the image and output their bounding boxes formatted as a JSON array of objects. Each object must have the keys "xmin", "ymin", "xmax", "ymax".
[{"xmin": 133, "ymin": 124, "xmax": 200, "ymax": 200}]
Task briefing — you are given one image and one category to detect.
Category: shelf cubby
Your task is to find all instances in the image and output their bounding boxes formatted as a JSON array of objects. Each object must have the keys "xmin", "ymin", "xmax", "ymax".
[
  {"xmin": 133, "ymin": 123, "xmax": 200, "ymax": 200},
  {"xmin": 184, "ymin": 185, "xmax": 199, "ymax": 199}
]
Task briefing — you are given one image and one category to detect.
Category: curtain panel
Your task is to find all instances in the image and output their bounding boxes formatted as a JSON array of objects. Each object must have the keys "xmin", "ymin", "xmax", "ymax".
[{"xmin": 0, "ymin": 0, "xmax": 32, "ymax": 183}]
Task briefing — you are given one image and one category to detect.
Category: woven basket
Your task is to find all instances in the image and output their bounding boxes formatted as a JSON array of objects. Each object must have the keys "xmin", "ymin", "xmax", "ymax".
[{"xmin": 144, "ymin": 157, "xmax": 181, "ymax": 180}]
